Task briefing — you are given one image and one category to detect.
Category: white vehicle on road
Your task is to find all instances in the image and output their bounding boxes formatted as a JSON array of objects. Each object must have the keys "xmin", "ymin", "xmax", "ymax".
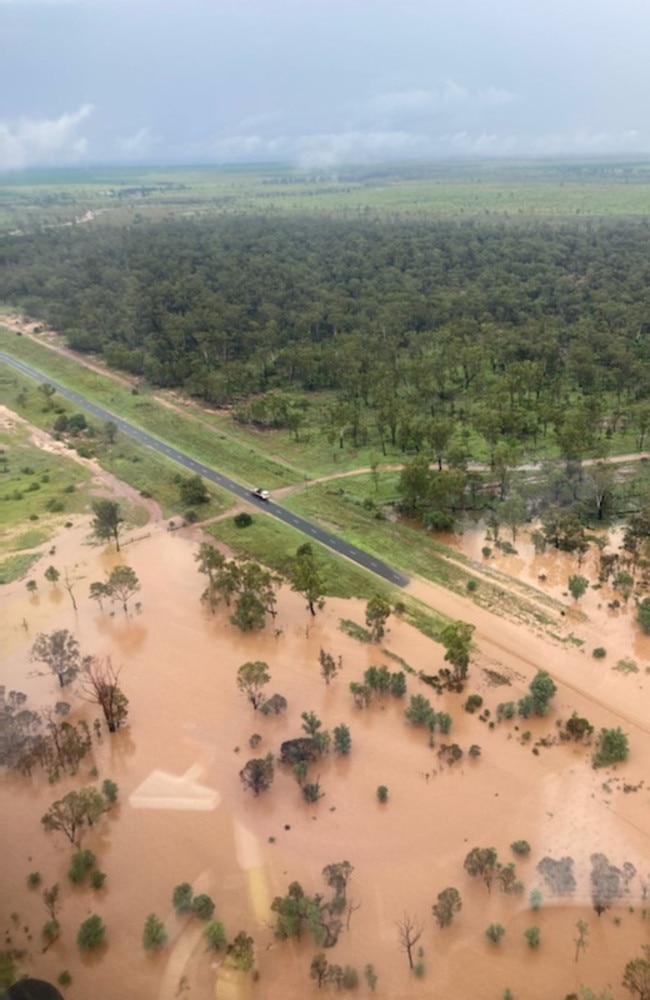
[{"xmin": 250, "ymin": 487, "xmax": 270, "ymax": 501}]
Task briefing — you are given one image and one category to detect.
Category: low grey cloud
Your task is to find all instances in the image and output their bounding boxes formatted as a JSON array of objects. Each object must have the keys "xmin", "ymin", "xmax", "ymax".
[
  {"xmin": 0, "ymin": 104, "xmax": 94, "ymax": 170},
  {"xmin": 1, "ymin": 0, "xmax": 649, "ymax": 167}
]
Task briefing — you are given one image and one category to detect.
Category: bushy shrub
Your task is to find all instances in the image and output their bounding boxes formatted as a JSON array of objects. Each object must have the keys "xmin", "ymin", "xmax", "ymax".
[
  {"xmin": 192, "ymin": 894, "xmax": 215, "ymax": 921},
  {"xmin": 203, "ymin": 921, "xmax": 226, "ymax": 951},
  {"xmin": 172, "ymin": 883, "xmax": 194, "ymax": 914},
  {"xmin": 77, "ymin": 915, "xmax": 105, "ymax": 951},
  {"xmin": 142, "ymin": 913, "xmax": 167, "ymax": 951},
  {"xmin": 68, "ymin": 850, "xmax": 96, "ymax": 885}
]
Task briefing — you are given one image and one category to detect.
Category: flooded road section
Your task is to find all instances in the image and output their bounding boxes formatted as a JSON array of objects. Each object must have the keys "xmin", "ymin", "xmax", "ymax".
[{"xmin": 2, "ymin": 517, "xmax": 650, "ymax": 1000}]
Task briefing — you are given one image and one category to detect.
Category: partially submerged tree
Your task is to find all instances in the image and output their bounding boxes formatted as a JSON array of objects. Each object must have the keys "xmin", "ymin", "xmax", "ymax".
[
  {"xmin": 622, "ymin": 946, "xmax": 650, "ymax": 999},
  {"xmin": 440, "ymin": 620, "xmax": 474, "ymax": 686},
  {"xmin": 196, "ymin": 545, "xmax": 280, "ymax": 630},
  {"xmin": 78, "ymin": 655, "xmax": 128, "ymax": 732},
  {"xmin": 365, "ymin": 594, "xmax": 391, "ymax": 642},
  {"xmin": 574, "ymin": 919, "xmax": 589, "ymax": 962},
  {"xmin": 236, "ymin": 661, "xmax": 271, "ymax": 710},
  {"xmin": 42, "ymin": 787, "xmax": 109, "ymax": 847},
  {"xmin": 319, "ymin": 649, "xmax": 340, "ymax": 686},
  {"xmin": 432, "ymin": 887, "xmax": 462, "ymax": 929},
  {"xmin": 590, "ymin": 852, "xmax": 623, "ymax": 917},
  {"xmin": 464, "ymin": 847, "xmax": 499, "ymax": 893},
  {"xmin": 239, "ymin": 753, "xmax": 274, "ymax": 796},
  {"xmin": 31, "ymin": 629, "xmax": 81, "ymax": 688},
  {"xmin": 396, "ymin": 913, "xmax": 423, "ymax": 970},
  {"xmin": 226, "ymin": 931, "xmax": 255, "ymax": 972},
  {"xmin": 142, "ymin": 914, "xmax": 167, "ymax": 951},
  {"xmin": 90, "ymin": 499, "xmax": 123, "ymax": 552},
  {"xmin": 105, "ymin": 565, "xmax": 141, "ymax": 613},
  {"xmin": 289, "ymin": 543, "xmax": 325, "ymax": 616}
]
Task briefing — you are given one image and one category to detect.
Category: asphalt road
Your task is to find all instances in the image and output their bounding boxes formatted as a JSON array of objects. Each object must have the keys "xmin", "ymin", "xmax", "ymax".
[{"xmin": 0, "ymin": 352, "xmax": 409, "ymax": 588}]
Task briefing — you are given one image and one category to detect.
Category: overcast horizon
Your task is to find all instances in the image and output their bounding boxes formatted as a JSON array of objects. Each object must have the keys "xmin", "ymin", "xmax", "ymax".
[{"xmin": 1, "ymin": 0, "xmax": 649, "ymax": 172}]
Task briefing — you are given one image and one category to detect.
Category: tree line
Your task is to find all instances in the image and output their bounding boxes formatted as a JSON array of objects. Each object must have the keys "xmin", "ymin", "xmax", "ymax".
[{"xmin": 4, "ymin": 213, "xmax": 650, "ymax": 460}]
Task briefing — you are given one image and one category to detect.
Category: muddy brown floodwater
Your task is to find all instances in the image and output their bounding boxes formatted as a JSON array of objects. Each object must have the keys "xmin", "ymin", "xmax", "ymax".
[{"xmin": 2, "ymin": 512, "xmax": 650, "ymax": 1000}]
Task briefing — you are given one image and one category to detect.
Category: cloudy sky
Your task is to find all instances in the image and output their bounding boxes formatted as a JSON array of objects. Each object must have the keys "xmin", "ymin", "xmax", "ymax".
[{"xmin": 1, "ymin": 0, "xmax": 648, "ymax": 170}]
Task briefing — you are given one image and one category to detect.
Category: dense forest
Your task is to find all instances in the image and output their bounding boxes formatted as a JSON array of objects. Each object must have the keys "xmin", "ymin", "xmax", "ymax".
[{"xmin": 3, "ymin": 213, "xmax": 650, "ymax": 468}]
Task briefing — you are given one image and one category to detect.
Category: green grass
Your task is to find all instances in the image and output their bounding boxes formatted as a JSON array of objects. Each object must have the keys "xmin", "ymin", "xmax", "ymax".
[
  {"xmin": 204, "ymin": 512, "xmax": 394, "ymax": 603},
  {"xmin": 0, "ymin": 333, "xmax": 302, "ymax": 491},
  {"xmin": 339, "ymin": 619, "xmax": 372, "ymax": 643},
  {"xmin": 4, "ymin": 161, "xmax": 650, "ymax": 234},
  {"xmin": 0, "ymin": 420, "xmax": 90, "ymax": 553},
  {"xmin": 0, "ymin": 552, "xmax": 41, "ymax": 584}
]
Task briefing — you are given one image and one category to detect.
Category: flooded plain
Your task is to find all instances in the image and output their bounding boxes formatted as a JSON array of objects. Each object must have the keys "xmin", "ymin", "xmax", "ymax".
[{"xmin": 2, "ymin": 506, "xmax": 650, "ymax": 1000}]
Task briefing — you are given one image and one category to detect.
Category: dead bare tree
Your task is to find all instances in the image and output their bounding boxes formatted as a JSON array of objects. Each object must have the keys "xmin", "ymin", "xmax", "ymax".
[
  {"xmin": 396, "ymin": 912, "xmax": 423, "ymax": 970},
  {"xmin": 78, "ymin": 655, "xmax": 129, "ymax": 733},
  {"xmin": 63, "ymin": 568, "xmax": 78, "ymax": 612}
]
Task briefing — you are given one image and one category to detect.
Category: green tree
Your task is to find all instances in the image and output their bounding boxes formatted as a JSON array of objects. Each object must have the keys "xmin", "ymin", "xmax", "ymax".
[
  {"xmin": 227, "ymin": 931, "xmax": 255, "ymax": 972},
  {"xmin": 404, "ymin": 694, "xmax": 435, "ymax": 728},
  {"xmin": 31, "ymin": 628, "xmax": 80, "ymax": 688},
  {"xmin": 239, "ymin": 753, "xmax": 274, "ymax": 796},
  {"xmin": 333, "ymin": 724, "xmax": 351, "ymax": 755},
  {"xmin": 319, "ymin": 648, "xmax": 340, "ymax": 686},
  {"xmin": 236, "ymin": 661, "xmax": 271, "ymax": 710},
  {"xmin": 44, "ymin": 565, "xmax": 60, "ymax": 588},
  {"xmin": 42, "ymin": 787, "xmax": 108, "ymax": 846},
  {"xmin": 485, "ymin": 923, "xmax": 505, "ymax": 944},
  {"xmin": 104, "ymin": 420, "xmax": 118, "ymax": 444},
  {"xmin": 105, "ymin": 564, "xmax": 141, "ymax": 613},
  {"xmin": 529, "ymin": 670, "xmax": 557, "ymax": 716},
  {"xmin": 568, "ymin": 574, "xmax": 589, "ymax": 602},
  {"xmin": 622, "ymin": 946, "xmax": 650, "ymax": 999},
  {"xmin": 38, "ymin": 382, "xmax": 57, "ymax": 410},
  {"xmin": 364, "ymin": 964, "xmax": 378, "ymax": 992},
  {"xmin": 172, "ymin": 883, "xmax": 194, "ymax": 914},
  {"xmin": 204, "ymin": 921, "xmax": 227, "ymax": 951},
  {"xmin": 365, "ymin": 594, "xmax": 391, "ymax": 642},
  {"xmin": 637, "ymin": 598, "xmax": 650, "ymax": 635},
  {"xmin": 593, "ymin": 727, "xmax": 629, "ymax": 768},
  {"xmin": 310, "ymin": 952, "xmax": 329, "ymax": 988},
  {"xmin": 440, "ymin": 620, "xmax": 474, "ymax": 684},
  {"xmin": 574, "ymin": 919, "xmax": 589, "ymax": 962},
  {"xmin": 322, "ymin": 861, "xmax": 354, "ymax": 898},
  {"xmin": 464, "ymin": 846, "xmax": 499, "ymax": 892},
  {"xmin": 89, "ymin": 580, "xmax": 110, "ymax": 609},
  {"xmin": 192, "ymin": 894, "xmax": 215, "ymax": 920},
  {"xmin": 179, "ymin": 474, "xmax": 210, "ymax": 506},
  {"xmin": 524, "ymin": 926, "xmax": 541, "ymax": 948},
  {"xmin": 500, "ymin": 491, "xmax": 527, "ymax": 541},
  {"xmin": 289, "ymin": 543, "xmax": 325, "ymax": 616},
  {"xmin": 90, "ymin": 499, "xmax": 123, "ymax": 552},
  {"xmin": 77, "ymin": 914, "xmax": 106, "ymax": 951},
  {"xmin": 143, "ymin": 913, "xmax": 167, "ymax": 951},
  {"xmin": 432, "ymin": 887, "xmax": 462, "ymax": 929}
]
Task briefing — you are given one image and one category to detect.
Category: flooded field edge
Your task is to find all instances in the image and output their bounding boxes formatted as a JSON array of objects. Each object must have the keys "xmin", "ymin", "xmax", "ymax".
[{"xmin": 2, "ymin": 474, "xmax": 650, "ymax": 998}]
